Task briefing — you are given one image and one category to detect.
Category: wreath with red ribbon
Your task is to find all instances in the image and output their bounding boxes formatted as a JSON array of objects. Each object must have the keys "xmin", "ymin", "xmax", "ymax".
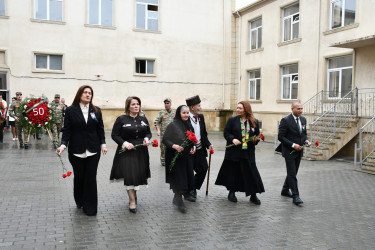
[{"xmin": 18, "ymin": 96, "xmax": 54, "ymax": 135}]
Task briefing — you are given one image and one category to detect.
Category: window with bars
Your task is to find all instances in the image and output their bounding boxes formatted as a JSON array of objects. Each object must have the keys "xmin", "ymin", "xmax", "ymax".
[
  {"xmin": 34, "ymin": 0, "xmax": 63, "ymax": 21},
  {"xmin": 88, "ymin": 0, "xmax": 113, "ymax": 26},
  {"xmin": 249, "ymin": 18, "xmax": 262, "ymax": 50},
  {"xmin": 136, "ymin": 0, "xmax": 158, "ymax": 31},
  {"xmin": 282, "ymin": 3, "xmax": 299, "ymax": 42},
  {"xmin": 281, "ymin": 64, "xmax": 298, "ymax": 100}
]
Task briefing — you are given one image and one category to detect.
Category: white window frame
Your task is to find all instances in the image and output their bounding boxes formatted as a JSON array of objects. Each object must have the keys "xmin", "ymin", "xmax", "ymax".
[
  {"xmin": 248, "ymin": 70, "xmax": 261, "ymax": 100},
  {"xmin": 34, "ymin": 0, "xmax": 63, "ymax": 21},
  {"xmin": 327, "ymin": 58, "xmax": 353, "ymax": 99},
  {"xmin": 88, "ymin": 0, "xmax": 113, "ymax": 26},
  {"xmin": 134, "ymin": 58, "xmax": 155, "ymax": 76},
  {"xmin": 282, "ymin": 3, "xmax": 299, "ymax": 42},
  {"xmin": 34, "ymin": 53, "xmax": 63, "ymax": 72},
  {"xmin": 136, "ymin": 0, "xmax": 159, "ymax": 31},
  {"xmin": 329, "ymin": 0, "xmax": 356, "ymax": 29},
  {"xmin": 249, "ymin": 18, "xmax": 262, "ymax": 50},
  {"xmin": 281, "ymin": 65, "xmax": 298, "ymax": 100}
]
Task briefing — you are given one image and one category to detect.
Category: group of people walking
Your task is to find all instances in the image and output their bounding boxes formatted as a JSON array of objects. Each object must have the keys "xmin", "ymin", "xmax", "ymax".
[{"xmin": 55, "ymin": 85, "xmax": 310, "ymax": 216}]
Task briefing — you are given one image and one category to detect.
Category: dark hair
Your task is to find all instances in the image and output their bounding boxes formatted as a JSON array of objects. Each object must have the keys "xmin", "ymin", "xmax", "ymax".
[
  {"xmin": 72, "ymin": 85, "xmax": 97, "ymax": 113},
  {"xmin": 125, "ymin": 96, "xmax": 142, "ymax": 115},
  {"xmin": 12, "ymin": 97, "xmax": 16, "ymax": 100},
  {"xmin": 239, "ymin": 101, "xmax": 256, "ymax": 128}
]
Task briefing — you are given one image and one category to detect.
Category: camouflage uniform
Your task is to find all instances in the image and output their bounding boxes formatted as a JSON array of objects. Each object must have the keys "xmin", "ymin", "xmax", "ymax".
[
  {"xmin": 9, "ymin": 99, "xmax": 28, "ymax": 146},
  {"xmin": 154, "ymin": 108, "xmax": 175, "ymax": 165},
  {"xmin": 51, "ymin": 101, "xmax": 66, "ymax": 146}
]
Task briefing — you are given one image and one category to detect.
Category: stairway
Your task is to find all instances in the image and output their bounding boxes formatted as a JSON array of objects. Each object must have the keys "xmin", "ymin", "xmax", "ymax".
[{"xmin": 361, "ymin": 152, "xmax": 375, "ymax": 172}]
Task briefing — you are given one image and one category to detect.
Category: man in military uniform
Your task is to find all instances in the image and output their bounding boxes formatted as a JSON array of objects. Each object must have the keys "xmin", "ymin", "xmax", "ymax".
[
  {"xmin": 51, "ymin": 94, "xmax": 66, "ymax": 148},
  {"xmin": 186, "ymin": 95, "xmax": 213, "ymax": 200},
  {"xmin": 9, "ymin": 92, "xmax": 28, "ymax": 149},
  {"xmin": 154, "ymin": 98, "xmax": 175, "ymax": 166}
]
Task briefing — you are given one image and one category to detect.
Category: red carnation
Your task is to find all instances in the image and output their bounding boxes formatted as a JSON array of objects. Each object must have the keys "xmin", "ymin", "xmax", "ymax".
[
  {"xmin": 315, "ymin": 141, "xmax": 319, "ymax": 147},
  {"xmin": 152, "ymin": 139, "xmax": 159, "ymax": 147},
  {"xmin": 67, "ymin": 171, "xmax": 72, "ymax": 176},
  {"xmin": 260, "ymin": 133, "xmax": 265, "ymax": 141},
  {"xmin": 62, "ymin": 174, "xmax": 67, "ymax": 178},
  {"xmin": 209, "ymin": 148, "xmax": 214, "ymax": 154}
]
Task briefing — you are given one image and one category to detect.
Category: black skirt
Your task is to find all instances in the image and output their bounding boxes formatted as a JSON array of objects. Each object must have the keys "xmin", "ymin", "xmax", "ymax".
[
  {"xmin": 110, "ymin": 146, "xmax": 151, "ymax": 187},
  {"xmin": 215, "ymin": 158, "xmax": 265, "ymax": 196}
]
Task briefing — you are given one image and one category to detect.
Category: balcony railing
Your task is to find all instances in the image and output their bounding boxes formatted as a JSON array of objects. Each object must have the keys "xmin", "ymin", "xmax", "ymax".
[{"xmin": 354, "ymin": 116, "xmax": 375, "ymax": 168}]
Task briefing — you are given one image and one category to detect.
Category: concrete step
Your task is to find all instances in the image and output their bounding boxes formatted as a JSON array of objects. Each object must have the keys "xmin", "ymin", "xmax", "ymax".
[{"xmin": 366, "ymin": 155, "xmax": 375, "ymax": 163}]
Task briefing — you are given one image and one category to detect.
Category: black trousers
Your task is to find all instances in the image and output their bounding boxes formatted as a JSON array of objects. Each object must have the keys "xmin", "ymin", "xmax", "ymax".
[
  {"xmin": 0, "ymin": 121, "xmax": 4, "ymax": 141},
  {"xmin": 282, "ymin": 156, "xmax": 301, "ymax": 196},
  {"xmin": 192, "ymin": 148, "xmax": 208, "ymax": 190},
  {"xmin": 68, "ymin": 153, "xmax": 100, "ymax": 215}
]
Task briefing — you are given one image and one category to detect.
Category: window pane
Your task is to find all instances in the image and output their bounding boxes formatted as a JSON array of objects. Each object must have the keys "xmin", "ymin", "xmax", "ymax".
[
  {"xmin": 49, "ymin": 55, "xmax": 62, "ymax": 70},
  {"xmin": 0, "ymin": 0, "xmax": 5, "ymax": 15},
  {"xmin": 0, "ymin": 73, "xmax": 6, "ymax": 89},
  {"xmin": 329, "ymin": 71, "xmax": 340, "ymax": 97},
  {"xmin": 328, "ymin": 55, "xmax": 352, "ymax": 69},
  {"xmin": 249, "ymin": 80, "xmax": 255, "ymax": 99},
  {"xmin": 35, "ymin": 0, "xmax": 47, "ymax": 19},
  {"xmin": 147, "ymin": 11, "xmax": 158, "ymax": 30},
  {"xmin": 251, "ymin": 18, "xmax": 261, "ymax": 29},
  {"xmin": 341, "ymin": 68, "xmax": 352, "ymax": 96},
  {"xmin": 250, "ymin": 30, "xmax": 257, "ymax": 50},
  {"xmin": 137, "ymin": 0, "xmax": 158, "ymax": 4},
  {"xmin": 291, "ymin": 82, "xmax": 298, "ymax": 99},
  {"xmin": 282, "ymin": 77, "xmax": 290, "ymax": 99},
  {"xmin": 344, "ymin": 0, "xmax": 356, "ymax": 25},
  {"xmin": 331, "ymin": 0, "xmax": 343, "ymax": 28},
  {"xmin": 136, "ymin": 60, "xmax": 146, "ymax": 73},
  {"xmin": 101, "ymin": 0, "xmax": 112, "ymax": 26},
  {"xmin": 36, "ymin": 55, "xmax": 48, "ymax": 69},
  {"xmin": 136, "ymin": 4, "xmax": 146, "ymax": 29},
  {"xmin": 258, "ymin": 27, "xmax": 262, "ymax": 48},
  {"xmin": 292, "ymin": 18, "xmax": 299, "ymax": 39},
  {"xmin": 147, "ymin": 61, "xmax": 154, "ymax": 74},
  {"xmin": 283, "ymin": 64, "xmax": 298, "ymax": 75},
  {"xmin": 89, "ymin": 0, "xmax": 99, "ymax": 25},
  {"xmin": 284, "ymin": 3, "xmax": 299, "ymax": 16},
  {"xmin": 283, "ymin": 18, "xmax": 291, "ymax": 41},
  {"xmin": 50, "ymin": 0, "xmax": 62, "ymax": 21},
  {"xmin": 256, "ymin": 79, "xmax": 261, "ymax": 100}
]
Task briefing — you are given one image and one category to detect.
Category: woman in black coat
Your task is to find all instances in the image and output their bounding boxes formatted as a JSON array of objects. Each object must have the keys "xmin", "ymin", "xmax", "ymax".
[
  {"xmin": 57, "ymin": 85, "xmax": 107, "ymax": 216},
  {"xmin": 110, "ymin": 96, "xmax": 151, "ymax": 214},
  {"xmin": 162, "ymin": 105, "xmax": 196, "ymax": 213},
  {"xmin": 215, "ymin": 101, "xmax": 264, "ymax": 205}
]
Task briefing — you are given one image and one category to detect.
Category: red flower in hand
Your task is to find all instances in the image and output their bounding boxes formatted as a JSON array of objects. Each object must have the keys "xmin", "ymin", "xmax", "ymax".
[
  {"xmin": 152, "ymin": 139, "xmax": 159, "ymax": 147},
  {"xmin": 315, "ymin": 141, "xmax": 319, "ymax": 147},
  {"xmin": 209, "ymin": 148, "xmax": 214, "ymax": 154},
  {"xmin": 259, "ymin": 133, "xmax": 265, "ymax": 141}
]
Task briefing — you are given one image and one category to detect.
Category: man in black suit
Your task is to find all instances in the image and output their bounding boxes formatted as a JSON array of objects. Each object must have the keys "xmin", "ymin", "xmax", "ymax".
[
  {"xmin": 277, "ymin": 101, "xmax": 311, "ymax": 206},
  {"xmin": 186, "ymin": 95, "xmax": 213, "ymax": 201}
]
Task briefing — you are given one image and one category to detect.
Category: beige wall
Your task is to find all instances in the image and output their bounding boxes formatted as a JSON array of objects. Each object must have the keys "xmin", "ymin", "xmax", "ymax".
[
  {"xmin": 0, "ymin": 0, "xmax": 235, "ymax": 118},
  {"xmin": 236, "ymin": 0, "xmax": 375, "ymax": 136}
]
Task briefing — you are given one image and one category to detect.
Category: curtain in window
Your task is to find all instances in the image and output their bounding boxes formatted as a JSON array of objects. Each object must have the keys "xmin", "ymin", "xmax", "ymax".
[
  {"xmin": 50, "ymin": 0, "xmax": 62, "ymax": 21},
  {"xmin": 89, "ymin": 0, "xmax": 99, "ymax": 25},
  {"xmin": 50, "ymin": 55, "xmax": 62, "ymax": 70},
  {"xmin": 35, "ymin": 0, "xmax": 48, "ymax": 19},
  {"xmin": 36, "ymin": 55, "xmax": 48, "ymax": 69},
  {"xmin": 101, "ymin": 0, "xmax": 112, "ymax": 26}
]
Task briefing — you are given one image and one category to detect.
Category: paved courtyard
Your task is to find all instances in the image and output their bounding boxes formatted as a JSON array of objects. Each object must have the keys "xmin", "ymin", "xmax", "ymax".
[{"xmin": 0, "ymin": 130, "xmax": 375, "ymax": 249}]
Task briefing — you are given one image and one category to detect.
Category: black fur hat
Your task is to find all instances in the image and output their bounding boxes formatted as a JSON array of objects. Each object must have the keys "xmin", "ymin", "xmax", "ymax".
[{"xmin": 186, "ymin": 95, "xmax": 201, "ymax": 106}]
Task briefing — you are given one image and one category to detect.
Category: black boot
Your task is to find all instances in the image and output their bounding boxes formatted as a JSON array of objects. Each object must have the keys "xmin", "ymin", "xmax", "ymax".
[
  {"xmin": 173, "ymin": 194, "xmax": 187, "ymax": 213},
  {"xmin": 250, "ymin": 194, "xmax": 261, "ymax": 205},
  {"xmin": 228, "ymin": 191, "xmax": 237, "ymax": 203}
]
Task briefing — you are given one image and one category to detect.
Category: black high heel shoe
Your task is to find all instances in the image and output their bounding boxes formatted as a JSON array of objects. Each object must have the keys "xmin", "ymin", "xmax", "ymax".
[{"xmin": 129, "ymin": 203, "xmax": 137, "ymax": 213}]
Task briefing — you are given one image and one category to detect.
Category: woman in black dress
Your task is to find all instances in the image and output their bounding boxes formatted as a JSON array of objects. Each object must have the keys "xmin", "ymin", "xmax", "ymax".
[
  {"xmin": 215, "ymin": 101, "xmax": 265, "ymax": 205},
  {"xmin": 110, "ymin": 96, "xmax": 151, "ymax": 213},
  {"xmin": 162, "ymin": 105, "xmax": 196, "ymax": 213}
]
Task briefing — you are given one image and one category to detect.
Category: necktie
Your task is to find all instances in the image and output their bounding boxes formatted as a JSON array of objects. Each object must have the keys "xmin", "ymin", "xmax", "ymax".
[
  {"xmin": 194, "ymin": 116, "xmax": 198, "ymax": 122},
  {"xmin": 296, "ymin": 117, "xmax": 302, "ymax": 133}
]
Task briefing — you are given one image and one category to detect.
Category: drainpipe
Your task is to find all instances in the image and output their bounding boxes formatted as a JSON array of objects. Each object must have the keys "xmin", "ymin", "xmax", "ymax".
[
  {"xmin": 316, "ymin": 0, "xmax": 322, "ymax": 95},
  {"xmin": 235, "ymin": 11, "xmax": 241, "ymax": 107},
  {"xmin": 222, "ymin": 0, "xmax": 226, "ymax": 108}
]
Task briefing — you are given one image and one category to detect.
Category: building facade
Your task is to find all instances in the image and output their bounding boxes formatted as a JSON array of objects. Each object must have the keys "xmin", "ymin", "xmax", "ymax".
[
  {"xmin": 234, "ymin": 0, "xmax": 375, "ymax": 136},
  {"xmin": 0, "ymin": 0, "xmax": 236, "ymax": 130}
]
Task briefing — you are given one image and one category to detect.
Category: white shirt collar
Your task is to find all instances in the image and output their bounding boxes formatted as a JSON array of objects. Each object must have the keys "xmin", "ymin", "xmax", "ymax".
[{"xmin": 79, "ymin": 103, "xmax": 89, "ymax": 109}]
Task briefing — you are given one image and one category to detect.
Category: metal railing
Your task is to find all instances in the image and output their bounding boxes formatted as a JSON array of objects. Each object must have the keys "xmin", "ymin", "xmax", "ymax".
[
  {"xmin": 354, "ymin": 116, "xmax": 375, "ymax": 168},
  {"xmin": 309, "ymin": 88, "xmax": 358, "ymax": 158},
  {"xmin": 358, "ymin": 88, "xmax": 375, "ymax": 118}
]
